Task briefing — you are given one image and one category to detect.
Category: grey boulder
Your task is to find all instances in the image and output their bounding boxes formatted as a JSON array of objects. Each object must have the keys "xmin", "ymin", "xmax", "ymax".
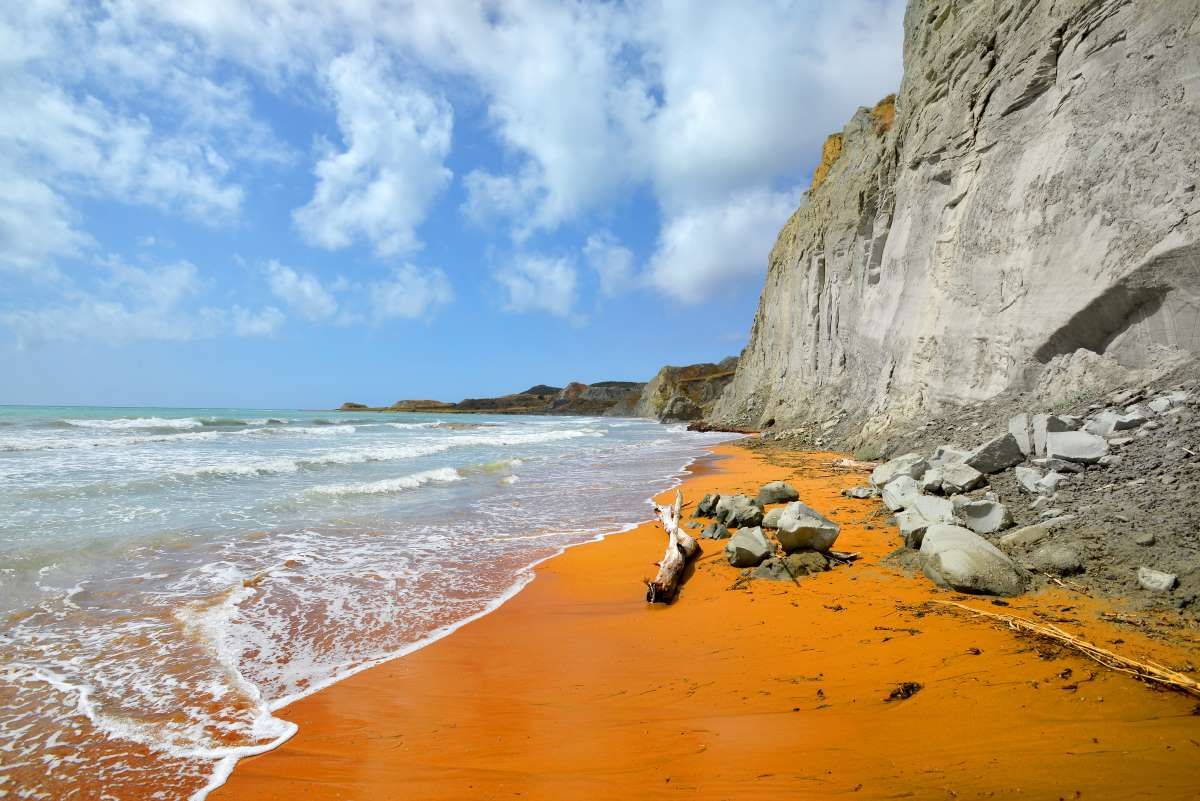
[
  {"xmin": 701, "ymin": 522, "xmax": 731, "ymax": 540},
  {"xmin": 1029, "ymin": 544, "xmax": 1084, "ymax": 576},
  {"xmin": 1045, "ymin": 431, "xmax": 1108, "ymax": 464},
  {"xmin": 881, "ymin": 475, "xmax": 921, "ymax": 511},
  {"xmin": 940, "ymin": 462, "xmax": 984, "ymax": 494},
  {"xmin": 964, "ymin": 433, "xmax": 1025, "ymax": 474},
  {"xmin": 775, "ymin": 501, "xmax": 841, "ymax": 553},
  {"xmin": 841, "ymin": 485, "xmax": 877, "ymax": 499},
  {"xmin": 920, "ymin": 524, "xmax": 1029, "ymax": 596},
  {"xmin": 1015, "ymin": 465, "xmax": 1043, "ymax": 494},
  {"xmin": 1032, "ymin": 414, "xmax": 1077, "ymax": 457},
  {"xmin": 1136, "ymin": 566, "xmax": 1178, "ymax": 593},
  {"xmin": 919, "ymin": 467, "xmax": 945, "ymax": 494},
  {"xmin": 756, "ymin": 481, "xmax": 799, "ymax": 505},
  {"xmin": 716, "ymin": 495, "xmax": 763, "ymax": 527},
  {"xmin": 752, "ymin": 552, "xmax": 830, "ymax": 581},
  {"xmin": 761, "ymin": 507, "xmax": 784, "ymax": 529},
  {"xmin": 959, "ymin": 499, "xmax": 1014, "ymax": 535},
  {"xmin": 1008, "ymin": 414, "xmax": 1033, "ymax": 456},
  {"xmin": 870, "ymin": 453, "xmax": 928, "ymax": 488},
  {"xmin": 696, "ymin": 493, "xmax": 721, "ymax": 517},
  {"xmin": 724, "ymin": 526, "xmax": 773, "ymax": 567},
  {"xmin": 929, "ymin": 445, "xmax": 970, "ymax": 468},
  {"xmin": 896, "ymin": 496, "xmax": 956, "ymax": 548}
]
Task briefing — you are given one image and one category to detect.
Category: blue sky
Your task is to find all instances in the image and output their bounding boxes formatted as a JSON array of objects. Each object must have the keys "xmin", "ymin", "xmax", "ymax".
[{"xmin": 0, "ymin": 1, "xmax": 904, "ymax": 408}]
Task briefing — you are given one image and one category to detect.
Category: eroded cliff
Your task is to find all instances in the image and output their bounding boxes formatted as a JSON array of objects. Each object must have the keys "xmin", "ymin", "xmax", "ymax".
[{"xmin": 714, "ymin": 0, "xmax": 1200, "ymax": 452}]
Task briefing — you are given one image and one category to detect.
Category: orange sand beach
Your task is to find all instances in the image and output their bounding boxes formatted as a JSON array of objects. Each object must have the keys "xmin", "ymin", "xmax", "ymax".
[{"xmin": 218, "ymin": 444, "xmax": 1200, "ymax": 801}]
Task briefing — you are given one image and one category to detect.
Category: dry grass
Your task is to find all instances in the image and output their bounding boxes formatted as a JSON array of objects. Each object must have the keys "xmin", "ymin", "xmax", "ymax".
[
  {"xmin": 935, "ymin": 600, "xmax": 1200, "ymax": 698},
  {"xmin": 809, "ymin": 133, "xmax": 844, "ymax": 192}
]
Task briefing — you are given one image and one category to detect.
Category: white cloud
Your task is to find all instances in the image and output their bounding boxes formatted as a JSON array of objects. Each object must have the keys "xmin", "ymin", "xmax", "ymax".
[
  {"xmin": 583, "ymin": 231, "xmax": 634, "ymax": 296},
  {"xmin": 645, "ymin": 188, "xmax": 800, "ymax": 304},
  {"xmin": 0, "ymin": 260, "xmax": 283, "ymax": 344},
  {"xmin": 264, "ymin": 260, "xmax": 339, "ymax": 321},
  {"xmin": 230, "ymin": 305, "xmax": 285, "ymax": 336},
  {"xmin": 495, "ymin": 256, "xmax": 577, "ymax": 317},
  {"xmin": 369, "ymin": 264, "xmax": 453, "ymax": 320},
  {"xmin": 0, "ymin": 172, "xmax": 91, "ymax": 273},
  {"xmin": 293, "ymin": 48, "xmax": 453, "ymax": 257}
]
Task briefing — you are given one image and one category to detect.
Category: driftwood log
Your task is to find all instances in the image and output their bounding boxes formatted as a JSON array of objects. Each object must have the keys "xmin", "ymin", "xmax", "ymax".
[{"xmin": 645, "ymin": 489, "xmax": 700, "ymax": 603}]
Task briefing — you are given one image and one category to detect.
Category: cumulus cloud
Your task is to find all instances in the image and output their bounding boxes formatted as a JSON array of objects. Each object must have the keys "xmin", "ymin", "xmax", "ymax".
[
  {"xmin": 264, "ymin": 260, "xmax": 339, "ymax": 321},
  {"xmin": 583, "ymin": 231, "xmax": 634, "ymax": 296},
  {"xmin": 369, "ymin": 264, "xmax": 453, "ymax": 320},
  {"xmin": 495, "ymin": 256, "xmax": 578, "ymax": 317},
  {"xmin": 2, "ymin": 0, "xmax": 906, "ymax": 317},
  {"xmin": 645, "ymin": 189, "xmax": 800, "ymax": 303},
  {"xmin": 0, "ymin": 260, "xmax": 282, "ymax": 344},
  {"xmin": 293, "ymin": 48, "xmax": 453, "ymax": 257}
]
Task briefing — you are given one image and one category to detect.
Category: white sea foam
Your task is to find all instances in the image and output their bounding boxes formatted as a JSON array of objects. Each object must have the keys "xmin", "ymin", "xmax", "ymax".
[
  {"xmin": 63, "ymin": 417, "xmax": 205, "ymax": 430},
  {"xmin": 307, "ymin": 467, "xmax": 463, "ymax": 497}
]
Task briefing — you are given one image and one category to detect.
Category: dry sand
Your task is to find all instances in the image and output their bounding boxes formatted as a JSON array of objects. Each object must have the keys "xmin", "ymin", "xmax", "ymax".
[{"xmin": 217, "ymin": 444, "xmax": 1200, "ymax": 800}]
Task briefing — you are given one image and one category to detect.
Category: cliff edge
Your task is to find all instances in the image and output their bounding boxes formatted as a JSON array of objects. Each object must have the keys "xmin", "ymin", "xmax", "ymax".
[{"xmin": 713, "ymin": 0, "xmax": 1200, "ymax": 453}]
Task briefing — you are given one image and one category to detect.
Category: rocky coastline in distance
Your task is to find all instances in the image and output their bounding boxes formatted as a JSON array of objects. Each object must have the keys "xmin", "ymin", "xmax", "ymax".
[{"xmin": 338, "ymin": 356, "xmax": 740, "ymax": 422}]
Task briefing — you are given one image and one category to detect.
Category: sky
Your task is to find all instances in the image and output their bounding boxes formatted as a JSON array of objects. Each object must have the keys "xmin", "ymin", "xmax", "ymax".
[{"xmin": 0, "ymin": 0, "xmax": 905, "ymax": 408}]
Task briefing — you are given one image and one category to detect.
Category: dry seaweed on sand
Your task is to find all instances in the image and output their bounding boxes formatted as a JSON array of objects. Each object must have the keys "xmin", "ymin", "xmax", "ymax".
[{"xmin": 933, "ymin": 600, "xmax": 1200, "ymax": 698}]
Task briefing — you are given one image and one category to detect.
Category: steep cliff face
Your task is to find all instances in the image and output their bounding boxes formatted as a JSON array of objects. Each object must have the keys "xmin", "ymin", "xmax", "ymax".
[
  {"xmin": 633, "ymin": 358, "xmax": 738, "ymax": 421},
  {"xmin": 714, "ymin": 0, "xmax": 1200, "ymax": 449}
]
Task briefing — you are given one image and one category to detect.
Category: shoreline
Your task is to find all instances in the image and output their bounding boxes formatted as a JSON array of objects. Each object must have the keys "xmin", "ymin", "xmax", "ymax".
[
  {"xmin": 196, "ymin": 444, "xmax": 735, "ymax": 800},
  {"xmin": 217, "ymin": 443, "xmax": 1200, "ymax": 800}
]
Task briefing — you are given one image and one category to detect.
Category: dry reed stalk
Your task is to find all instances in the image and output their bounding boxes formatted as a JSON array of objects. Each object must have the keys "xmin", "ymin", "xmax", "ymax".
[{"xmin": 933, "ymin": 600, "xmax": 1200, "ymax": 699}]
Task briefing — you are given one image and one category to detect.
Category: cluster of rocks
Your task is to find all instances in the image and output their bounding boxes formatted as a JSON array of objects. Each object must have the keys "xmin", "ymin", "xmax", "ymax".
[
  {"xmin": 694, "ymin": 481, "xmax": 843, "ymax": 582},
  {"xmin": 852, "ymin": 389, "xmax": 1194, "ymax": 599}
]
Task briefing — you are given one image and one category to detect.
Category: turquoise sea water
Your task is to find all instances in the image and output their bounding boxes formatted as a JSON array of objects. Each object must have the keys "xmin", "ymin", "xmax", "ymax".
[{"xmin": 0, "ymin": 405, "xmax": 731, "ymax": 799}]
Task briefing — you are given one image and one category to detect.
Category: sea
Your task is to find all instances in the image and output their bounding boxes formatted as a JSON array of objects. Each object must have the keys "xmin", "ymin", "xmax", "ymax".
[{"xmin": 0, "ymin": 405, "xmax": 732, "ymax": 800}]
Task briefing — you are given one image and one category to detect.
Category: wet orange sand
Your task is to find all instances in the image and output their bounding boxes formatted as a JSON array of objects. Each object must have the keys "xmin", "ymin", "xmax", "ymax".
[{"xmin": 218, "ymin": 444, "xmax": 1200, "ymax": 801}]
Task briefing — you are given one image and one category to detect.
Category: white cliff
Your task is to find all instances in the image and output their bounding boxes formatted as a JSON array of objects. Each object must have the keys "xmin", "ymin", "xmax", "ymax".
[{"xmin": 713, "ymin": 0, "xmax": 1200, "ymax": 452}]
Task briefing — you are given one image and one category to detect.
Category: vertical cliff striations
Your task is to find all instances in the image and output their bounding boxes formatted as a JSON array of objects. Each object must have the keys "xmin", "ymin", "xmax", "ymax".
[{"xmin": 713, "ymin": 0, "xmax": 1200, "ymax": 451}]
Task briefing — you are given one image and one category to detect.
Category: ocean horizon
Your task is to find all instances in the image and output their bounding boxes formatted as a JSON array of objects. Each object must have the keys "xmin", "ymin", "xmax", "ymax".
[{"xmin": 0, "ymin": 404, "xmax": 733, "ymax": 799}]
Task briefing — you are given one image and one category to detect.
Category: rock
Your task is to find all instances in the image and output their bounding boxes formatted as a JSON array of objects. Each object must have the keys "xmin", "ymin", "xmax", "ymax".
[
  {"xmin": 1029, "ymin": 495, "xmax": 1055, "ymax": 511},
  {"xmin": 1098, "ymin": 454, "xmax": 1122, "ymax": 467},
  {"xmin": 752, "ymin": 552, "xmax": 830, "ymax": 580},
  {"xmin": 999, "ymin": 522, "xmax": 1054, "ymax": 550},
  {"xmin": 775, "ymin": 501, "xmax": 841, "ymax": 553},
  {"xmin": 701, "ymin": 522, "xmax": 731, "ymax": 540},
  {"xmin": 1137, "ymin": 566, "xmax": 1178, "ymax": 593},
  {"xmin": 1086, "ymin": 410, "xmax": 1148, "ymax": 436},
  {"xmin": 1038, "ymin": 508, "xmax": 1066, "ymax": 519},
  {"xmin": 920, "ymin": 525, "xmax": 1029, "ymax": 596},
  {"xmin": 762, "ymin": 507, "xmax": 783, "ymax": 529},
  {"xmin": 964, "ymin": 433, "xmax": 1024, "ymax": 474},
  {"xmin": 919, "ymin": 467, "xmax": 944, "ymax": 494},
  {"xmin": 896, "ymin": 496, "xmax": 956, "ymax": 548},
  {"xmin": 1015, "ymin": 466, "xmax": 1043, "ymax": 495},
  {"xmin": 959, "ymin": 499, "xmax": 1014, "ymax": 535},
  {"xmin": 696, "ymin": 493, "xmax": 721, "ymax": 517},
  {"xmin": 1036, "ymin": 471, "xmax": 1064, "ymax": 496},
  {"xmin": 881, "ymin": 475, "xmax": 921, "ymax": 511},
  {"xmin": 929, "ymin": 445, "xmax": 970, "ymax": 468},
  {"xmin": 1030, "ymin": 457, "xmax": 1084, "ymax": 474},
  {"xmin": 1008, "ymin": 413, "xmax": 1032, "ymax": 456},
  {"xmin": 1032, "ymin": 415, "xmax": 1077, "ymax": 457},
  {"xmin": 715, "ymin": 495, "xmax": 762, "ymax": 527},
  {"xmin": 940, "ymin": 462, "xmax": 984, "ymax": 494},
  {"xmin": 1029, "ymin": 544, "xmax": 1084, "ymax": 576},
  {"xmin": 1045, "ymin": 431, "xmax": 1108, "ymax": 464},
  {"xmin": 841, "ymin": 485, "xmax": 876, "ymax": 499},
  {"xmin": 870, "ymin": 453, "xmax": 928, "ymax": 488},
  {"xmin": 729, "ymin": 503, "xmax": 764, "ymax": 528},
  {"xmin": 724, "ymin": 526, "xmax": 773, "ymax": 567},
  {"xmin": 686, "ymin": 521, "xmax": 703, "ymax": 529},
  {"xmin": 1149, "ymin": 397, "xmax": 1172, "ymax": 414},
  {"xmin": 1134, "ymin": 532, "xmax": 1156, "ymax": 546},
  {"xmin": 756, "ymin": 481, "xmax": 799, "ymax": 505}
]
